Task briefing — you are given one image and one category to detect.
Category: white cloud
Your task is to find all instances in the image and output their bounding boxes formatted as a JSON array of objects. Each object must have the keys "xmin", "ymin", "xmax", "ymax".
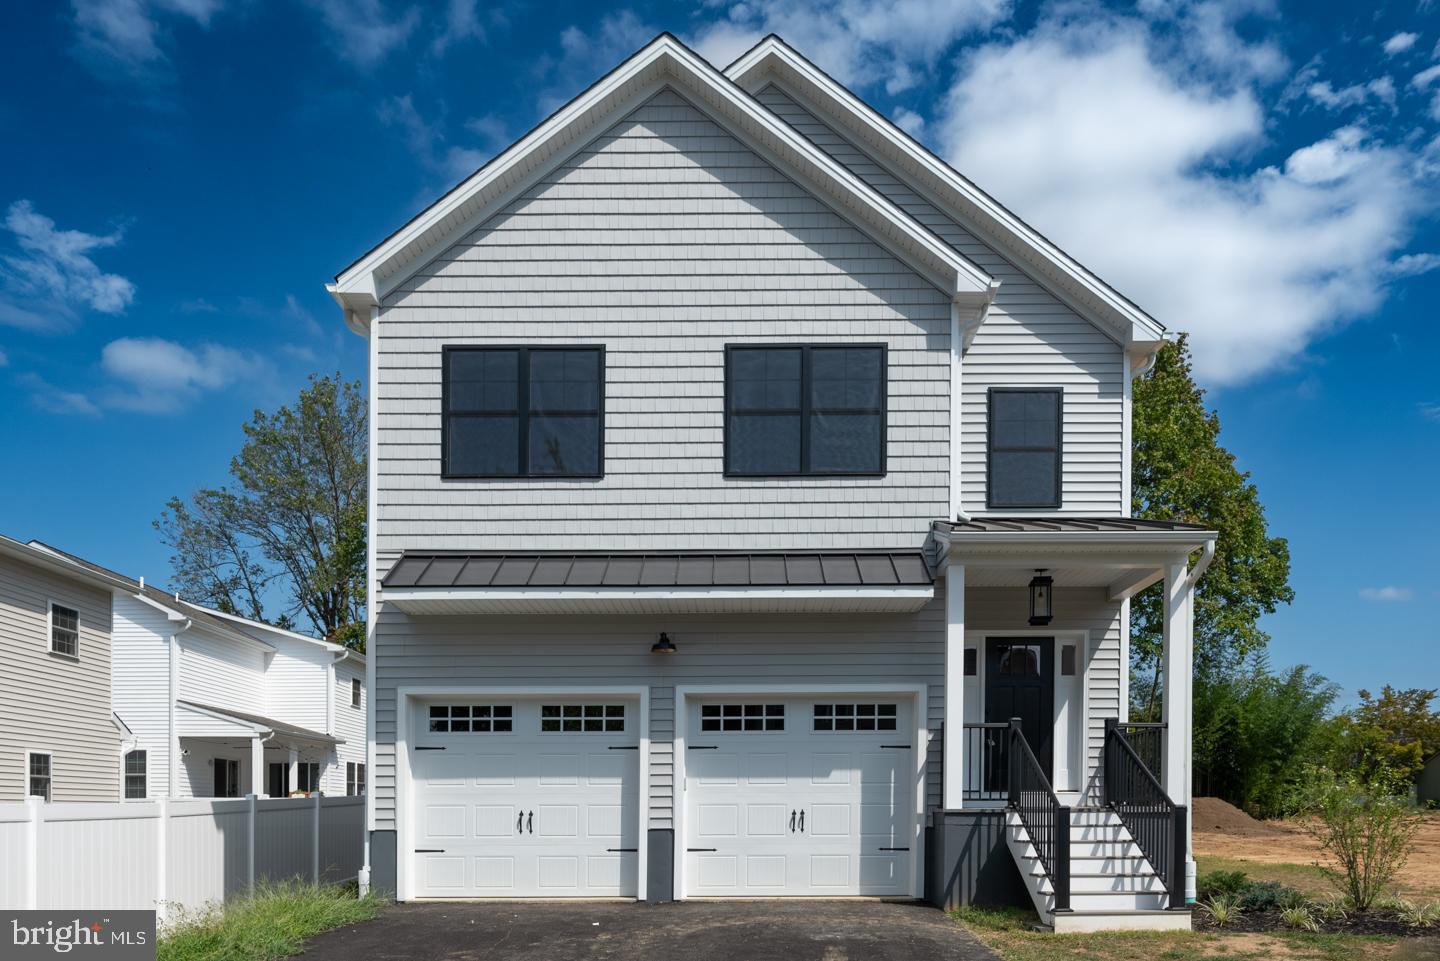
[
  {"xmin": 1359, "ymin": 586, "xmax": 1414, "ymax": 601},
  {"xmin": 1306, "ymin": 76, "xmax": 1396, "ymax": 111},
  {"xmin": 0, "ymin": 347, "xmax": 8, "ymax": 367},
  {"xmin": 379, "ymin": 95, "xmax": 490, "ymax": 183},
  {"xmin": 17, "ymin": 372, "xmax": 102, "ymax": 416},
  {"xmin": 69, "ymin": 0, "xmax": 221, "ymax": 79},
  {"xmin": 430, "ymin": 0, "xmax": 497, "ymax": 55},
  {"xmin": 934, "ymin": 12, "xmax": 1439, "ymax": 385},
  {"xmin": 892, "ymin": 106, "xmax": 926, "ymax": 137},
  {"xmin": 99, "ymin": 336, "xmax": 271, "ymax": 412},
  {"xmin": 1386, "ymin": 252, "xmax": 1440, "ymax": 277},
  {"xmin": 306, "ymin": 0, "xmax": 418, "ymax": 68},
  {"xmin": 689, "ymin": 0, "xmax": 1011, "ymax": 93},
  {"xmin": 1382, "ymin": 32, "xmax": 1419, "ymax": 55},
  {"xmin": 1, "ymin": 200, "xmax": 135, "ymax": 330},
  {"xmin": 1420, "ymin": 401, "xmax": 1440, "ymax": 422},
  {"xmin": 535, "ymin": 11, "xmax": 657, "ymax": 114}
]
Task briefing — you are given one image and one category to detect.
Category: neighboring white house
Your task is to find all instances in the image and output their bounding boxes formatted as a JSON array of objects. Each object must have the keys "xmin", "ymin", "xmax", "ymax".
[
  {"xmin": 326, "ymin": 34, "xmax": 1214, "ymax": 931},
  {"xmin": 3, "ymin": 536, "xmax": 366, "ymax": 803}
]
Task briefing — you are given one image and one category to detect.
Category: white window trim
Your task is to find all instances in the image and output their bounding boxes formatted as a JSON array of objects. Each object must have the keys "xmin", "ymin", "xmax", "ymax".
[
  {"xmin": 25, "ymin": 749, "xmax": 53, "ymax": 802},
  {"xmin": 395, "ymin": 685, "xmax": 650, "ymax": 903},
  {"xmin": 673, "ymin": 683, "xmax": 928, "ymax": 901},
  {"xmin": 351, "ymin": 678, "xmax": 362, "ymax": 708},
  {"xmin": 122, "ymin": 747, "xmax": 148, "ymax": 801},
  {"xmin": 46, "ymin": 599, "xmax": 80, "ymax": 659}
]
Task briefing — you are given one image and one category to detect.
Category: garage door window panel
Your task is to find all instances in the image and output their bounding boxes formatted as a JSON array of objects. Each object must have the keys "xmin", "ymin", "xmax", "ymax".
[
  {"xmin": 700, "ymin": 703, "xmax": 785, "ymax": 732},
  {"xmin": 428, "ymin": 704, "xmax": 514, "ymax": 733},
  {"xmin": 813, "ymin": 703, "xmax": 898, "ymax": 732},
  {"xmin": 540, "ymin": 704, "xmax": 625, "ymax": 733}
]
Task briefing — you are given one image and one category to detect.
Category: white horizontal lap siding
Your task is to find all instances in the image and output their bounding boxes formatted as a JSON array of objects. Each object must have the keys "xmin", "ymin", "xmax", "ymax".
[
  {"xmin": 112, "ymin": 595, "xmax": 175, "ymax": 800},
  {"xmin": 333, "ymin": 658, "xmax": 366, "ymax": 794},
  {"xmin": 178, "ymin": 631, "xmax": 266, "ymax": 715},
  {"xmin": 263, "ymin": 641, "xmax": 329, "ymax": 733},
  {"xmin": 755, "ymin": 86, "xmax": 1125, "ymax": 517},
  {"xmin": 966, "ymin": 587, "xmax": 1122, "ymax": 801},
  {"xmin": 0, "ymin": 556, "xmax": 118, "ymax": 802},
  {"xmin": 368, "ymin": 589, "xmax": 946, "ymax": 832},
  {"xmin": 373, "ymin": 88, "xmax": 951, "ymax": 554}
]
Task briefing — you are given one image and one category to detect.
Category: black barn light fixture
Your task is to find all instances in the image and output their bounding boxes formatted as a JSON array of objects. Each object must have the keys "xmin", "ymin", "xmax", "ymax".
[
  {"xmin": 1028, "ymin": 571, "xmax": 1054, "ymax": 626},
  {"xmin": 651, "ymin": 632, "xmax": 677, "ymax": 655}
]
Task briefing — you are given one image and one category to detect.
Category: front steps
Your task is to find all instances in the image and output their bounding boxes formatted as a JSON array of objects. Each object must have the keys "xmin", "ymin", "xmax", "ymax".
[{"xmin": 1004, "ymin": 807, "xmax": 1192, "ymax": 933}]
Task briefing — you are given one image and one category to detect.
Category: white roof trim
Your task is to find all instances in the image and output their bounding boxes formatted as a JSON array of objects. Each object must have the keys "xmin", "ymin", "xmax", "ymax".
[
  {"xmin": 725, "ymin": 36, "xmax": 1167, "ymax": 352},
  {"xmin": 330, "ymin": 33, "xmax": 995, "ymax": 315},
  {"xmin": 384, "ymin": 584, "xmax": 935, "ymax": 615},
  {"xmin": 199, "ymin": 606, "xmax": 362, "ymax": 661}
]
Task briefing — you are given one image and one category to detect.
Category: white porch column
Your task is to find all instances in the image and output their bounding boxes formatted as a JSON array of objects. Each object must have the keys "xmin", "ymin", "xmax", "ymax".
[
  {"xmin": 288, "ymin": 748, "xmax": 299, "ymax": 795},
  {"xmin": 943, "ymin": 564, "xmax": 966, "ymax": 809},
  {"xmin": 1161, "ymin": 559, "xmax": 1196, "ymax": 901},
  {"xmin": 251, "ymin": 736, "xmax": 266, "ymax": 798}
]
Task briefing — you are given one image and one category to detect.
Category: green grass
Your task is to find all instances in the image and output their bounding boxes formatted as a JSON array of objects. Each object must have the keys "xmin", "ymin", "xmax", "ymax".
[
  {"xmin": 1196, "ymin": 856, "xmax": 1334, "ymax": 897},
  {"xmin": 950, "ymin": 904, "xmax": 1401, "ymax": 961},
  {"xmin": 158, "ymin": 880, "xmax": 382, "ymax": 961}
]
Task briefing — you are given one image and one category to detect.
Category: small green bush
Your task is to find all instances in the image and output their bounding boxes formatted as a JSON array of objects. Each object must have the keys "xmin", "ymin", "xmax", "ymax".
[
  {"xmin": 1393, "ymin": 899, "xmax": 1440, "ymax": 929},
  {"xmin": 1196, "ymin": 869, "xmax": 1249, "ymax": 902},
  {"xmin": 1237, "ymin": 880, "xmax": 1305, "ymax": 913},
  {"xmin": 1280, "ymin": 905, "xmax": 1320, "ymax": 932},
  {"xmin": 1202, "ymin": 895, "xmax": 1241, "ymax": 927}
]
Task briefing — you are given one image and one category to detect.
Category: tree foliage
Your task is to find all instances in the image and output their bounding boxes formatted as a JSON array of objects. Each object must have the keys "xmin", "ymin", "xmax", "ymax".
[
  {"xmin": 1192, "ymin": 657, "xmax": 1340, "ymax": 818},
  {"xmin": 1130, "ymin": 335, "xmax": 1294, "ymax": 712},
  {"xmin": 1330, "ymin": 686, "xmax": 1440, "ymax": 787},
  {"xmin": 155, "ymin": 374, "xmax": 367, "ymax": 649}
]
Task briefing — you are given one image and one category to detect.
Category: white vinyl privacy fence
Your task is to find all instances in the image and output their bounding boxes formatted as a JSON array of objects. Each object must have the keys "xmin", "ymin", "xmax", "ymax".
[{"xmin": 0, "ymin": 795, "xmax": 363, "ymax": 921}]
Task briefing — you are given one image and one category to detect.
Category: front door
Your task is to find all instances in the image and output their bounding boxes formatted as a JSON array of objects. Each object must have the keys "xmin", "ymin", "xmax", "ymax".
[{"xmin": 985, "ymin": 637, "xmax": 1055, "ymax": 782}]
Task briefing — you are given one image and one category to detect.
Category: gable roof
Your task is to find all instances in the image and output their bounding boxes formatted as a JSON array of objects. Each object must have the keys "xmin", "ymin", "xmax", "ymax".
[
  {"xmin": 724, "ymin": 35, "xmax": 1167, "ymax": 355},
  {"xmin": 329, "ymin": 33, "xmax": 997, "ymax": 325}
]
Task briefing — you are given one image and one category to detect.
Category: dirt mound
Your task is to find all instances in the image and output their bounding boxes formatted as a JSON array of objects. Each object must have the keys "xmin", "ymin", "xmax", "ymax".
[{"xmin": 1193, "ymin": 796, "xmax": 1291, "ymax": 838}]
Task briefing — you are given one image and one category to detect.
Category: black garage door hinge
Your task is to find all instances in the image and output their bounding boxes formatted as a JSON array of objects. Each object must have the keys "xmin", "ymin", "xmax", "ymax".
[
  {"xmin": 686, "ymin": 848, "xmax": 717, "ymax": 853},
  {"xmin": 608, "ymin": 745, "xmax": 639, "ymax": 750},
  {"xmin": 414, "ymin": 848, "xmax": 445, "ymax": 853},
  {"xmin": 607, "ymin": 848, "xmax": 638, "ymax": 853},
  {"xmin": 687, "ymin": 745, "xmax": 717, "ymax": 750},
  {"xmin": 415, "ymin": 746, "xmax": 446, "ymax": 751},
  {"xmin": 877, "ymin": 847, "xmax": 910, "ymax": 852},
  {"xmin": 880, "ymin": 744, "xmax": 910, "ymax": 750}
]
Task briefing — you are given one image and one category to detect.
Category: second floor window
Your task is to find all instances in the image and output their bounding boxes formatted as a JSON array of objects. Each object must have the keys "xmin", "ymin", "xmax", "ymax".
[
  {"xmin": 50, "ymin": 603, "xmax": 79, "ymax": 658},
  {"xmin": 725, "ymin": 345, "xmax": 886, "ymax": 476},
  {"xmin": 987, "ymin": 387, "xmax": 1062, "ymax": 509},
  {"xmin": 351, "ymin": 678, "xmax": 362, "ymax": 708},
  {"xmin": 124, "ymin": 750, "xmax": 147, "ymax": 799},
  {"xmin": 442, "ymin": 346, "xmax": 604, "ymax": 478}
]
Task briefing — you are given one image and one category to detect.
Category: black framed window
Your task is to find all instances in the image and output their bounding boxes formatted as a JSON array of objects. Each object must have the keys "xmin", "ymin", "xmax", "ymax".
[
  {"xmin": 987, "ymin": 388, "xmax": 1062, "ymax": 508},
  {"xmin": 725, "ymin": 345, "xmax": 885, "ymax": 476},
  {"xmin": 442, "ymin": 346, "xmax": 603, "ymax": 478},
  {"xmin": 124, "ymin": 750, "xmax": 147, "ymax": 799}
]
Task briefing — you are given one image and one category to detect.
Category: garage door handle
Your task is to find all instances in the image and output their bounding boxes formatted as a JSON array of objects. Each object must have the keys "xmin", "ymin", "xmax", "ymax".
[
  {"xmin": 789, "ymin": 810, "xmax": 795, "ymax": 833},
  {"xmin": 798, "ymin": 810, "xmax": 804, "ymax": 833},
  {"xmin": 517, "ymin": 812, "xmax": 524, "ymax": 834},
  {"xmin": 527, "ymin": 811, "xmax": 534, "ymax": 834}
]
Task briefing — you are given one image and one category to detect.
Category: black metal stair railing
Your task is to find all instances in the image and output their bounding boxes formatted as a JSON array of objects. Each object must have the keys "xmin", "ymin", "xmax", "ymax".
[
  {"xmin": 962, "ymin": 722, "xmax": 1009, "ymax": 802},
  {"xmin": 1103, "ymin": 718, "xmax": 1187, "ymax": 908},
  {"xmin": 1006, "ymin": 718, "xmax": 1070, "ymax": 913}
]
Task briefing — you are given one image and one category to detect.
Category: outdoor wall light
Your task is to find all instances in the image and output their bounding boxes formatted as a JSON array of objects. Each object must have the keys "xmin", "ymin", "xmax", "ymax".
[
  {"xmin": 1029, "ymin": 571, "xmax": 1054, "ymax": 626},
  {"xmin": 651, "ymin": 632, "xmax": 677, "ymax": 655}
]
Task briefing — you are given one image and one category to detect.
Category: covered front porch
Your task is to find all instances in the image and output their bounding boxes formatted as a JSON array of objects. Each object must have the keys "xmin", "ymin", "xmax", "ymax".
[
  {"xmin": 176, "ymin": 701, "xmax": 343, "ymax": 798},
  {"xmin": 930, "ymin": 517, "xmax": 1216, "ymax": 928}
]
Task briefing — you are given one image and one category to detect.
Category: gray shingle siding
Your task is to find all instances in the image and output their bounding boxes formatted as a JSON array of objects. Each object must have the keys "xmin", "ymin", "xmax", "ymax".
[
  {"xmin": 755, "ymin": 84, "xmax": 1126, "ymax": 517},
  {"xmin": 374, "ymin": 88, "xmax": 952, "ymax": 555}
]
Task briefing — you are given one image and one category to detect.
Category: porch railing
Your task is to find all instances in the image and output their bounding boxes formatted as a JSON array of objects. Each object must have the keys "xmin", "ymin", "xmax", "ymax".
[
  {"xmin": 1007, "ymin": 718, "xmax": 1070, "ymax": 913},
  {"xmin": 962, "ymin": 722, "xmax": 1009, "ymax": 802},
  {"xmin": 1103, "ymin": 718, "xmax": 1186, "ymax": 907},
  {"xmin": 1114, "ymin": 721, "xmax": 1165, "ymax": 783}
]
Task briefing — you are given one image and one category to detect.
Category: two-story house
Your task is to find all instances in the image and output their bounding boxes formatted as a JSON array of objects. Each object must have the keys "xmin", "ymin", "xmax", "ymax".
[
  {"xmin": 327, "ymin": 35, "xmax": 1214, "ymax": 931},
  {"xmin": 1, "ymin": 536, "xmax": 367, "ymax": 803}
]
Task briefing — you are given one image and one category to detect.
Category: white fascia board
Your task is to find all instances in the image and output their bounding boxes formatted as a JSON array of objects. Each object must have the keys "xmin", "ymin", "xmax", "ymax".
[
  {"xmin": 176, "ymin": 701, "xmax": 268, "ymax": 736},
  {"xmin": 0, "ymin": 536, "xmax": 136, "ymax": 594},
  {"xmin": 726, "ymin": 37, "xmax": 1166, "ymax": 345},
  {"xmin": 200, "ymin": 605, "xmax": 346, "ymax": 654},
  {"xmin": 329, "ymin": 34, "xmax": 993, "ymax": 315}
]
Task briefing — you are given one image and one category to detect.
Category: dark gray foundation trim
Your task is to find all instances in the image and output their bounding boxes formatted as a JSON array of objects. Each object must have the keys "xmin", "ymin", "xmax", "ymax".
[
  {"xmin": 369, "ymin": 829, "xmax": 398, "ymax": 899},
  {"xmin": 646, "ymin": 828, "xmax": 674, "ymax": 902},
  {"xmin": 927, "ymin": 810, "xmax": 1029, "ymax": 911}
]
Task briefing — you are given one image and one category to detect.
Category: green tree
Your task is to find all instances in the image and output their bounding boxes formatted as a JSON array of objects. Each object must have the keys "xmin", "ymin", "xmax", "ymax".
[
  {"xmin": 156, "ymin": 374, "xmax": 368, "ymax": 650},
  {"xmin": 1130, "ymin": 335, "xmax": 1294, "ymax": 715},
  {"xmin": 1331, "ymin": 686, "xmax": 1440, "ymax": 787}
]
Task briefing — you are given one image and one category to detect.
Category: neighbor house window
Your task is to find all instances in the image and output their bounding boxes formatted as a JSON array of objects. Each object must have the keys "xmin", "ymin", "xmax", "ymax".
[
  {"xmin": 49, "ymin": 603, "xmax": 79, "ymax": 657},
  {"xmin": 297, "ymin": 762, "xmax": 320, "ymax": 793},
  {"xmin": 987, "ymin": 388, "xmax": 1062, "ymax": 509},
  {"xmin": 28, "ymin": 752, "xmax": 52, "ymax": 801},
  {"xmin": 725, "ymin": 345, "xmax": 886, "ymax": 476},
  {"xmin": 346, "ymin": 762, "xmax": 366, "ymax": 796},
  {"xmin": 213, "ymin": 758, "xmax": 239, "ymax": 798},
  {"xmin": 351, "ymin": 678, "xmax": 362, "ymax": 708},
  {"xmin": 124, "ymin": 750, "xmax": 147, "ymax": 799},
  {"xmin": 442, "ymin": 346, "xmax": 604, "ymax": 478}
]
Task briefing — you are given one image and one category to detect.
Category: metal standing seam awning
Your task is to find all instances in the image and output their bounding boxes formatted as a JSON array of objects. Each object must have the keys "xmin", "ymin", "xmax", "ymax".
[
  {"xmin": 932, "ymin": 517, "xmax": 1217, "ymax": 597},
  {"xmin": 380, "ymin": 550, "xmax": 936, "ymax": 614}
]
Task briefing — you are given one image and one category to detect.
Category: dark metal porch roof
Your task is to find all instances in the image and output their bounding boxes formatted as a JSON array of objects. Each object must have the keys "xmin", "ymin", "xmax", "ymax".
[{"xmin": 935, "ymin": 517, "xmax": 1211, "ymax": 534}]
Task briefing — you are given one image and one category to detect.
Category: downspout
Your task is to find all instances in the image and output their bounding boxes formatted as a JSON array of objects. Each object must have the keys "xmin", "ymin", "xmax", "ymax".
[{"xmin": 168, "ymin": 616, "xmax": 192, "ymax": 799}]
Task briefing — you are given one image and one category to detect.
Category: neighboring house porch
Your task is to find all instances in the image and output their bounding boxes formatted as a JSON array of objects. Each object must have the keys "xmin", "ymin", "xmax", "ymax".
[{"xmin": 176, "ymin": 701, "xmax": 344, "ymax": 799}]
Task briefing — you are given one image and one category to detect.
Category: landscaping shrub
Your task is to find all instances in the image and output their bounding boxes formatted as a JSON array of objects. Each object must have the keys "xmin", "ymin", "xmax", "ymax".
[
  {"xmin": 1196, "ymin": 869, "xmax": 1249, "ymax": 902},
  {"xmin": 1202, "ymin": 895, "xmax": 1241, "ymax": 927},
  {"xmin": 1236, "ymin": 880, "xmax": 1305, "ymax": 913}
]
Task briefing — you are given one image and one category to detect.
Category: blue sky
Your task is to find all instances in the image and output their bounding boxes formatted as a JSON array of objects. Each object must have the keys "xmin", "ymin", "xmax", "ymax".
[{"xmin": 1, "ymin": 0, "xmax": 1436, "ymax": 701}]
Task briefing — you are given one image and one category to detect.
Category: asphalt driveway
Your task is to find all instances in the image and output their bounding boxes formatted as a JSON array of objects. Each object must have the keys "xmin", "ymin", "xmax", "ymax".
[{"xmin": 300, "ymin": 900, "xmax": 999, "ymax": 961}]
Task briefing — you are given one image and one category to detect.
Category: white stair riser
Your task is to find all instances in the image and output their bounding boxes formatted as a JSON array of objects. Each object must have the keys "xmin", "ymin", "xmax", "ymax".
[
  {"xmin": 1015, "ymin": 841, "xmax": 1147, "ymax": 864},
  {"xmin": 1046, "ymin": 874, "xmax": 1168, "ymax": 894},
  {"xmin": 1044, "ymin": 892, "xmax": 1169, "ymax": 912}
]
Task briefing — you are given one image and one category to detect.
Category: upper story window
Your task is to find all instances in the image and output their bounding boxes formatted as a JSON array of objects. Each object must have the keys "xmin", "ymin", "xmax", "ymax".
[
  {"xmin": 442, "ymin": 346, "xmax": 604, "ymax": 479},
  {"xmin": 124, "ymin": 750, "xmax": 147, "ymax": 799},
  {"xmin": 724, "ymin": 345, "xmax": 886, "ymax": 477},
  {"xmin": 29, "ymin": 752, "xmax": 52, "ymax": 801},
  {"xmin": 49, "ymin": 603, "xmax": 79, "ymax": 658},
  {"xmin": 987, "ymin": 388, "xmax": 1062, "ymax": 509},
  {"xmin": 351, "ymin": 678, "xmax": 362, "ymax": 708}
]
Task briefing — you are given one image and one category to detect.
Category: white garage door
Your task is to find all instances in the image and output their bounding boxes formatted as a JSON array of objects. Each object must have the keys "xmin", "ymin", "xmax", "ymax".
[
  {"xmin": 410, "ymin": 699, "xmax": 640, "ymax": 898},
  {"xmin": 684, "ymin": 697, "xmax": 916, "ymax": 897}
]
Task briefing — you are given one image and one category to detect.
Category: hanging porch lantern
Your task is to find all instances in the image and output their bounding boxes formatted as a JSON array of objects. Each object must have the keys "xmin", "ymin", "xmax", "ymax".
[{"xmin": 1028, "ymin": 571, "xmax": 1054, "ymax": 626}]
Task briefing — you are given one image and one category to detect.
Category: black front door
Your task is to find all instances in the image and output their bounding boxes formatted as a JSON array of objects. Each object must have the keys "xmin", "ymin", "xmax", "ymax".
[
  {"xmin": 985, "ymin": 637, "xmax": 1055, "ymax": 781},
  {"xmin": 268, "ymin": 762, "xmax": 288, "ymax": 798}
]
